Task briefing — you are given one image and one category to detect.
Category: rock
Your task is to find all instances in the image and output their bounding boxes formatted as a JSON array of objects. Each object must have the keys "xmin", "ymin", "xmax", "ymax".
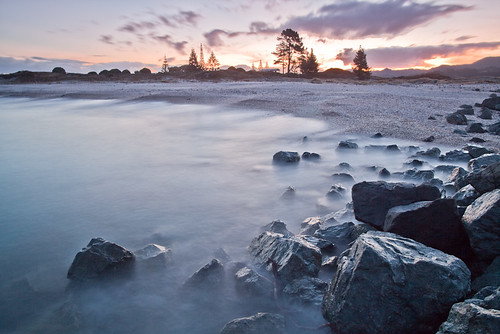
[
  {"xmin": 283, "ymin": 277, "xmax": 328, "ymax": 306},
  {"xmin": 261, "ymin": 220, "xmax": 293, "ymax": 237},
  {"xmin": 453, "ymin": 129, "xmax": 468, "ymax": 136},
  {"xmin": 404, "ymin": 159, "xmax": 424, "ymax": 167},
  {"xmin": 440, "ymin": 150, "xmax": 471, "ymax": 162},
  {"xmin": 272, "ymin": 151, "xmax": 300, "ymax": 163},
  {"xmin": 335, "ymin": 162, "xmax": 353, "ymax": 171},
  {"xmin": 331, "ymin": 172, "xmax": 355, "ymax": 184},
  {"xmin": 337, "ymin": 140, "xmax": 358, "ymax": 150},
  {"xmin": 378, "ymin": 167, "xmax": 390, "ymax": 178},
  {"xmin": 403, "ymin": 169, "xmax": 434, "ymax": 182},
  {"xmin": 299, "ymin": 216, "xmax": 324, "ymax": 236},
  {"xmin": 460, "ymin": 104, "xmax": 474, "ymax": 110},
  {"xmin": 220, "ymin": 313, "xmax": 285, "ymax": 334},
  {"xmin": 314, "ymin": 222, "xmax": 375, "ymax": 255},
  {"xmin": 481, "ymin": 95, "xmax": 500, "ymax": 110},
  {"xmin": 67, "ymin": 238, "xmax": 135, "ymax": 280},
  {"xmin": 213, "ymin": 248, "xmax": 231, "ymax": 264},
  {"xmin": 184, "ymin": 259, "xmax": 224, "ymax": 288},
  {"xmin": 472, "ymin": 257, "xmax": 500, "ymax": 292},
  {"xmin": 326, "ymin": 184, "xmax": 346, "ymax": 200},
  {"xmin": 449, "ymin": 167, "xmax": 469, "ymax": 191},
  {"xmin": 453, "ymin": 184, "xmax": 480, "ymax": 207},
  {"xmin": 364, "ymin": 144, "xmax": 386, "ymax": 152},
  {"xmin": 415, "ymin": 147, "xmax": 441, "ymax": 159},
  {"xmin": 467, "ymin": 122, "xmax": 487, "ymax": 133},
  {"xmin": 446, "ymin": 112, "xmax": 468, "ymax": 125},
  {"xmin": 248, "ymin": 232, "xmax": 322, "ymax": 283},
  {"xmin": 435, "ymin": 164, "xmax": 460, "ymax": 174},
  {"xmin": 351, "ymin": 181, "xmax": 441, "ymax": 229},
  {"xmin": 470, "ymin": 137, "xmax": 486, "ymax": 143},
  {"xmin": 462, "ymin": 189, "xmax": 500, "ymax": 261},
  {"xmin": 134, "ymin": 244, "xmax": 172, "ymax": 265},
  {"xmin": 234, "ymin": 266, "xmax": 273, "ymax": 297},
  {"xmin": 301, "ymin": 152, "xmax": 320, "ymax": 160},
  {"xmin": 488, "ymin": 121, "xmax": 500, "ymax": 135},
  {"xmin": 456, "ymin": 108, "xmax": 474, "ymax": 116},
  {"xmin": 297, "ymin": 235, "xmax": 334, "ymax": 251},
  {"xmin": 478, "ymin": 107, "xmax": 493, "ymax": 120},
  {"xmin": 371, "ymin": 132, "xmax": 383, "ymax": 138},
  {"xmin": 279, "ymin": 186, "xmax": 295, "ymax": 200},
  {"xmin": 465, "ymin": 162, "xmax": 500, "ymax": 193},
  {"xmin": 384, "ymin": 198, "xmax": 471, "ymax": 260},
  {"xmin": 423, "ymin": 135, "xmax": 435, "ymax": 142},
  {"xmin": 437, "ymin": 287, "xmax": 500, "ymax": 334},
  {"xmin": 322, "ymin": 231, "xmax": 471, "ymax": 334},
  {"xmin": 321, "ymin": 255, "xmax": 338, "ymax": 269},
  {"xmin": 386, "ymin": 144, "xmax": 401, "ymax": 152},
  {"xmin": 464, "ymin": 145, "xmax": 494, "ymax": 159},
  {"xmin": 468, "ymin": 153, "xmax": 500, "ymax": 172}
]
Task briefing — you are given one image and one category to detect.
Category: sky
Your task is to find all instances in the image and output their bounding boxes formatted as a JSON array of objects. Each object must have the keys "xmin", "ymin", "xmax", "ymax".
[{"xmin": 0, "ymin": 0, "xmax": 499, "ymax": 73}]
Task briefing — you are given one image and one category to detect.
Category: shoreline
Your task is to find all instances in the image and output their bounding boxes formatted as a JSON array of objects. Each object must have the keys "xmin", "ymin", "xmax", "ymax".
[{"xmin": 1, "ymin": 80, "xmax": 499, "ymax": 151}]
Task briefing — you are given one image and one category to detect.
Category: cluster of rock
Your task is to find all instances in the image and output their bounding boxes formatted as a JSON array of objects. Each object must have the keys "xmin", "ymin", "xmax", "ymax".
[{"xmin": 446, "ymin": 95, "xmax": 500, "ymax": 137}]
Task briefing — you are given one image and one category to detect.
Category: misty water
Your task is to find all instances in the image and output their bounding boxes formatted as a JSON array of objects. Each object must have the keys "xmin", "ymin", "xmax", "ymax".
[{"xmin": 0, "ymin": 97, "xmax": 465, "ymax": 333}]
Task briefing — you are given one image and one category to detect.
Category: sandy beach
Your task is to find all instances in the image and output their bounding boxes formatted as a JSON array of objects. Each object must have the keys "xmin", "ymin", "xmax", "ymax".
[{"xmin": 1, "ymin": 80, "xmax": 499, "ymax": 151}]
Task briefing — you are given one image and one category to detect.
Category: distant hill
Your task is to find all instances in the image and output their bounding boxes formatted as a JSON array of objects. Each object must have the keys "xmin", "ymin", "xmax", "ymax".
[{"xmin": 374, "ymin": 56, "xmax": 500, "ymax": 79}]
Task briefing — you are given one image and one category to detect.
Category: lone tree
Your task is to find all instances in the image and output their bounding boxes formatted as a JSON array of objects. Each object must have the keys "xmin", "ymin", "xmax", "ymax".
[
  {"xmin": 160, "ymin": 55, "xmax": 169, "ymax": 73},
  {"xmin": 207, "ymin": 51, "xmax": 220, "ymax": 71},
  {"xmin": 272, "ymin": 28, "xmax": 305, "ymax": 74},
  {"xmin": 199, "ymin": 44, "xmax": 206, "ymax": 71},
  {"xmin": 188, "ymin": 48, "xmax": 199, "ymax": 68},
  {"xmin": 300, "ymin": 49, "xmax": 319, "ymax": 75},
  {"xmin": 352, "ymin": 46, "xmax": 371, "ymax": 80}
]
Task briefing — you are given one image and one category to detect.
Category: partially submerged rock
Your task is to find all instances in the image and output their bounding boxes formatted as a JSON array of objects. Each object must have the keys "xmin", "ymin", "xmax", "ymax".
[
  {"xmin": 134, "ymin": 244, "xmax": 172, "ymax": 265},
  {"xmin": 234, "ymin": 266, "xmax": 273, "ymax": 297},
  {"xmin": 322, "ymin": 231, "xmax": 471, "ymax": 334},
  {"xmin": 220, "ymin": 312, "xmax": 285, "ymax": 334},
  {"xmin": 272, "ymin": 151, "xmax": 300, "ymax": 163},
  {"xmin": 67, "ymin": 238, "xmax": 135, "ymax": 280},
  {"xmin": 260, "ymin": 220, "xmax": 293, "ymax": 237},
  {"xmin": 184, "ymin": 259, "xmax": 224, "ymax": 288},
  {"xmin": 468, "ymin": 153, "xmax": 500, "ymax": 172}
]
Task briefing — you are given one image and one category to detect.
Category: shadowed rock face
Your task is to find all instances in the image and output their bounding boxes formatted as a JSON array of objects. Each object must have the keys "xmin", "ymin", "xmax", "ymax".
[
  {"xmin": 322, "ymin": 231, "xmax": 471, "ymax": 334},
  {"xmin": 220, "ymin": 312, "xmax": 285, "ymax": 334},
  {"xmin": 67, "ymin": 238, "xmax": 135, "ymax": 281}
]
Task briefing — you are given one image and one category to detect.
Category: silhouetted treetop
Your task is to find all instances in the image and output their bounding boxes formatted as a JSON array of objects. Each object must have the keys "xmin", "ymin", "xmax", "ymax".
[
  {"xmin": 353, "ymin": 46, "xmax": 371, "ymax": 80},
  {"xmin": 273, "ymin": 28, "xmax": 305, "ymax": 74}
]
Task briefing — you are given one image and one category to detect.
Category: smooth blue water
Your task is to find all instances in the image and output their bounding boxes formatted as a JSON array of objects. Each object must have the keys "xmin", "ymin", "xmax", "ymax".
[{"xmin": 0, "ymin": 97, "xmax": 464, "ymax": 333}]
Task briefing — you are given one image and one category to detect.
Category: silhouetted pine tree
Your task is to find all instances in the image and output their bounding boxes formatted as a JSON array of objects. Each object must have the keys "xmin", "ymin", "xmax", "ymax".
[
  {"xmin": 188, "ymin": 48, "xmax": 198, "ymax": 68},
  {"xmin": 353, "ymin": 46, "xmax": 371, "ymax": 80},
  {"xmin": 199, "ymin": 44, "xmax": 206, "ymax": 71},
  {"xmin": 207, "ymin": 51, "xmax": 220, "ymax": 71},
  {"xmin": 272, "ymin": 28, "xmax": 305, "ymax": 74},
  {"xmin": 300, "ymin": 49, "xmax": 319, "ymax": 75}
]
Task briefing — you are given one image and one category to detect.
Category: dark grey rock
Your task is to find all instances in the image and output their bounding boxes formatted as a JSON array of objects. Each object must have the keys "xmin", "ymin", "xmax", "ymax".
[
  {"xmin": 234, "ymin": 266, "xmax": 273, "ymax": 297},
  {"xmin": 472, "ymin": 257, "xmax": 500, "ymax": 292},
  {"xmin": 468, "ymin": 153, "xmax": 500, "ymax": 172},
  {"xmin": 283, "ymin": 277, "xmax": 328, "ymax": 306},
  {"xmin": 322, "ymin": 231, "xmax": 471, "ymax": 334},
  {"xmin": 460, "ymin": 104, "xmax": 474, "ymax": 110},
  {"xmin": 301, "ymin": 152, "xmax": 320, "ymax": 160},
  {"xmin": 364, "ymin": 144, "xmax": 386, "ymax": 152},
  {"xmin": 415, "ymin": 147, "xmax": 441, "ymax": 159},
  {"xmin": 326, "ymin": 184, "xmax": 346, "ymax": 200},
  {"xmin": 453, "ymin": 184, "xmax": 480, "ymax": 207},
  {"xmin": 478, "ymin": 107, "xmax": 493, "ymax": 120},
  {"xmin": 299, "ymin": 216, "xmax": 324, "ymax": 236},
  {"xmin": 378, "ymin": 167, "xmax": 390, "ymax": 178},
  {"xmin": 481, "ymin": 95, "xmax": 500, "ymax": 110},
  {"xmin": 470, "ymin": 137, "xmax": 486, "ymax": 143},
  {"xmin": 351, "ymin": 181, "xmax": 441, "ymax": 229},
  {"xmin": 447, "ymin": 112, "xmax": 468, "ymax": 125},
  {"xmin": 464, "ymin": 145, "xmax": 494, "ymax": 159},
  {"xmin": 404, "ymin": 159, "xmax": 424, "ymax": 167},
  {"xmin": 331, "ymin": 172, "xmax": 355, "ymax": 184},
  {"xmin": 435, "ymin": 164, "xmax": 460, "ymax": 174},
  {"xmin": 337, "ymin": 140, "xmax": 358, "ymax": 150},
  {"xmin": 423, "ymin": 135, "xmax": 435, "ymax": 142},
  {"xmin": 467, "ymin": 122, "xmax": 487, "ymax": 134},
  {"xmin": 440, "ymin": 150, "xmax": 471, "ymax": 162},
  {"xmin": 213, "ymin": 248, "xmax": 231, "ymax": 264},
  {"xmin": 384, "ymin": 198, "xmax": 472, "ymax": 260},
  {"xmin": 371, "ymin": 132, "xmax": 383, "ymax": 138},
  {"xmin": 465, "ymin": 162, "xmax": 500, "ymax": 193},
  {"xmin": 135, "ymin": 244, "xmax": 172, "ymax": 265},
  {"xmin": 296, "ymin": 235, "xmax": 334, "ymax": 251},
  {"xmin": 314, "ymin": 222, "xmax": 375, "ymax": 255},
  {"xmin": 488, "ymin": 121, "xmax": 500, "ymax": 135},
  {"xmin": 220, "ymin": 312, "xmax": 285, "ymax": 334},
  {"xmin": 279, "ymin": 186, "xmax": 295, "ymax": 200},
  {"xmin": 249, "ymin": 232, "xmax": 322, "ymax": 283},
  {"xmin": 261, "ymin": 220, "xmax": 293, "ymax": 237},
  {"xmin": 448, "ymin": 167, "xmax": 469, "ymax": 191},
  {"xmin": 453, "ymin": 129, "xmax": 468, "ymax": 136},
  {"xmin": 437, "ymin": 286, "xmax": 500, "ymax": 334},
  {"xmin": 403, "ymin": 169, "xmax": 434, "ymax": 182},
  {"xmin": 272, "ymin": 151, "xmax": 300, "ymax": 163},
  {"xmin": 184, "ymin": 259, "xmax": 224, "ymax": 288},
  {"xmin": 67, "ymin": 238, "xmax": 135, "ymax": 280},
  {"xmin": 336, "ymin": 162, "xmax": 352, "ymax": 171},
  {"xmin": 462, "ymin": 189, "xmax": 500, "ymax": 261},
  {"xmin": 385, "ymin": 144, "xmax": 401, "ymax": 152},
  {"xmin": 456, "ymin": 108, "xmax": 474, "ymax": 116}
]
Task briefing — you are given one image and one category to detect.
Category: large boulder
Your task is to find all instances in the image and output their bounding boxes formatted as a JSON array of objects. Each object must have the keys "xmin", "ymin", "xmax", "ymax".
[
  {"xmin": 440, "ymin": 150, "xmax": 471, "ymax": 163},
  {"xmin": 465, "ymin": 162, "xmax": 500, "ymax": 194},
  {"xmin": 467, "ymin": 122, "xmax": 486, "ymax": 133},
  {"xmin": 472, "ymin": 256, "xmax": 500, "ymax": 292},
  {"xmin": 446, "ymin": 112, "xmax": 468, "ymax": 125},
  {"xmin": 314, "ymin": 222, "xmax": 375, "ymax": 255},
  {"xmin": 384, "ymin": 198, "xmax": 471, "ymax": 260},
  {"xmin": 448, "ymin": 167, "xmax": 469, "ymax": 191},
  {"xmin": 488, "ymin": 121, "xmax": 500, "ymax": 135},
  {"xmin": 220, "ymin": 312, "xmax": 285, "ymax": 334},
  {"xmin": 248, "ymin": 232, "xmax": 322, "ymax": 283},
  {"xmin": 461, "ymin": 189, "xmax": 500, "ymax": 261},
  {"xmin": 299, "ymin": 216, "xmax": 324, "ymax": 236},
  {"xmin": 453, "ymin": 184, "xmax": 480, "ymax": 207},
  {"xmin": 468, "ymin": 154, "xmax": 500, "ymax": 172},
  {"xmin": 183, "ymin": 259, "xmax": 224, "ymax": 288},
  {"xmin": 322, "ymin": 231, "xmax": 471, "ymax": 334},
  {"xmin": 437, "ymin": 286, "xmax": 500, "ymax": 334},
  {"xmin": 282, "ymin": 277, "xmax": 328, "ymax": 306},
  {"xmin": 351, "ymin": 181, "xmax": 441, "ymax": 229},
  {"xmin": 134, "ymin": 244, "xmax": 172, "ymax": 266},
  {"xmin": 67, "ymin": 238, "xmax": 135, "ymax": 280},
  {"xmin": 261, "ymin": 220, "xmax": 293, "ymax": 236},
  {"xmin": 272, "ymin": 151, "xmax": 300, "ymax": 163},
  {"xmin": 234, "ymin": 266, "xmax": 273, "ymax": 297},
  {"xmin": 481, "ymin": 94, "xmax": 500, "ymax": 110}
]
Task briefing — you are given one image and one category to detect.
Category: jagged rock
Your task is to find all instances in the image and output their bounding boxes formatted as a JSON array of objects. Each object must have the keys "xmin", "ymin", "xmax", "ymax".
[
  {"xmin": 467, "ymin": 122, "xmax": 487, "ymax": 133},
  {"xmin": 331, "ymin": 172, "xmax": 355, "ymax": 184},
  {"xmin": 261, "ymin": 220, "xmax": 293, "ymax": 237},
  {"xmin": 326, "ymin": 184, "xmax": 346, "ymax": 200},
  {"xmin": 462, "ymin": 189, "xmax": 500, "ymax": 261},
  {"xmin": 481, "ymin": 95, "xmax": 500, "ymax": 110},
  {"xmin": 472, "ymin": 257, "xmax": 500, "ymax": 292},
  {"xmin": 335, "ymin": 162, "xmax": 353, "ymax": 171},
  {"xmin": 385, "ymin": 144, "xmax": 401, "ymax": 152},
  {"xmin": 299, "ymin": 216, "xmax": 324, "ymax": 236},
  {"xmin": 437, "ymin": 286, "xmax": 500, "ymax": 334},
  {"xmin": 184, "ymin": 259, "xmax": 224, "ymax": 288},
  {"xmin": 453, "ymin": 184, "xmax": 480, "ymax": 207},
  {"xmin": 478, "ymin": 107, "xmax": 493, "ymax": 120},
  {"xmin": 322, "ymin": 231, "xmax": 471, "ymax": 334},
  {"xmin": 314, "ymin": 222, "xmax": 375, "ymax": 255},
  {"xmin": 449, "ymin": 167, "xmax": 469, "ymax": 191},
  {"xmin": 447, "ymin": 112, "xmax": 468, "ymax": 125},
  {"xmin": 463, "ymin": 145, "xmax": 493, "ymax": 159},
  {"xmin": 384, "ymin": 198, "xmax": 471, "ymax": 260},
  {"xmin": 301, "ymin": 152, "xmax": 320, "ymax": 160},
  {"xmin": 327, "ymin": 202, "xmax": 356, "ymax": 223},
  {"xmin": 454, "ymin": 129, "xmax": 468, "ymax": 136},
  {"xmin": 403, "ymin": 169, "xmax": 434, "ymax": 181},
  {"xmin": 470, "ymin": 137, "xmax": 486, "ymax": 143},
  {"xmin": 465, "ymin": 162, "xmax": 500, "ymax": 194},
  {"xmin": 234, "ymin": 266, "xmax": 273, "ymax": 297},
  {"xmin": 279, "ymin": 186, "xmax": 295, "ymax": 200},
  {"xmin": 297, "ymin": 235, "xmax": 334, "ymax": 251},
  {"xmin": 415, "ymin": 147, "xmax": 441, "ymax": 159},
  {"xmin": 213, "ymin": 248, "xmax": 231, "ymax": 264},
  {"xmin": 321, "ymin": 255, "xmax": 337, "ymax": 269},
  {"xmin": 423, "ymin": 135, "xmax": 435, "ymax": 142},
  {"xmin": 440, "ymin": 150, "xmax": 471, "ymax": 162},
  {"xmin": 272, "ymin": 151, "xmax": 300, "ymax": 163},
  {"xmin": 67, "ymin": 238, "xmax": 135, "ymax": 280},
  {"xmin": 378, "ymin": 167, "xmax": 391, "ymax": 178},
  {"xmin": 337, "ymin": 140, "xmax": 358, "ymax": 149},
  {"xmin": 283, "ymin": 277, "xmax": 328, "ymax": 306},
  {"xmin": 404, "ymin": 159, "xmax": 424, "ymax": 167},
  {"xmin": 249, "ymin": 232, "xmax": 322, "ymax": 283},
  {"xmin": 468, "ymin": 153, "xmax": 500, "ymax": 172},
  {"xmin": 488, "ymin": 121, "xmax": 500, "ymax": 135},
  {"xmin": 135, "ymin": 244, "xmax": 172, "ymax": 265},
  {"xmin": 435, "ymin": 164, "xmax": 460, "ymax": 174},
  {"xmin": 351, "ymin": 181, "xmax": 441, "ymax": 229},
  {"xmin": 220, "ymin": 313, "xmax": 285, "ymax": 334},
  {"xmin": 371, "ymin": 132, "xmax": 383, "ymax": 138},
  {"xmin": 364, "ymin": 144, "xmax": 386, "ymax": 152}
]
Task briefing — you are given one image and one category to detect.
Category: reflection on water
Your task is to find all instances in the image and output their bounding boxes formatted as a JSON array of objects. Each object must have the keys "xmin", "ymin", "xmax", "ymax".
[{"xmin": 0, "ymin": 98, "xmax": 465, "ymax": 333}]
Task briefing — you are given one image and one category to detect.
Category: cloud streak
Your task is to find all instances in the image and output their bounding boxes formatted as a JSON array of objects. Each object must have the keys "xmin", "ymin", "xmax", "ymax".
[
  {"xmin": 285, "ymin": 0, "xmax": 472, "ymax": 39},
  {"xmin": 204, "ymin": 22, "xmax": 279, "ymax": 47}
]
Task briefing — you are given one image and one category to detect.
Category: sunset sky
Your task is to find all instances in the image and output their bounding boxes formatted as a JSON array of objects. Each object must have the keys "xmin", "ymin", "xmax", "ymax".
[{"xmin": 1, "ymin": 0, "xmax": 499, "ymax": 73}]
